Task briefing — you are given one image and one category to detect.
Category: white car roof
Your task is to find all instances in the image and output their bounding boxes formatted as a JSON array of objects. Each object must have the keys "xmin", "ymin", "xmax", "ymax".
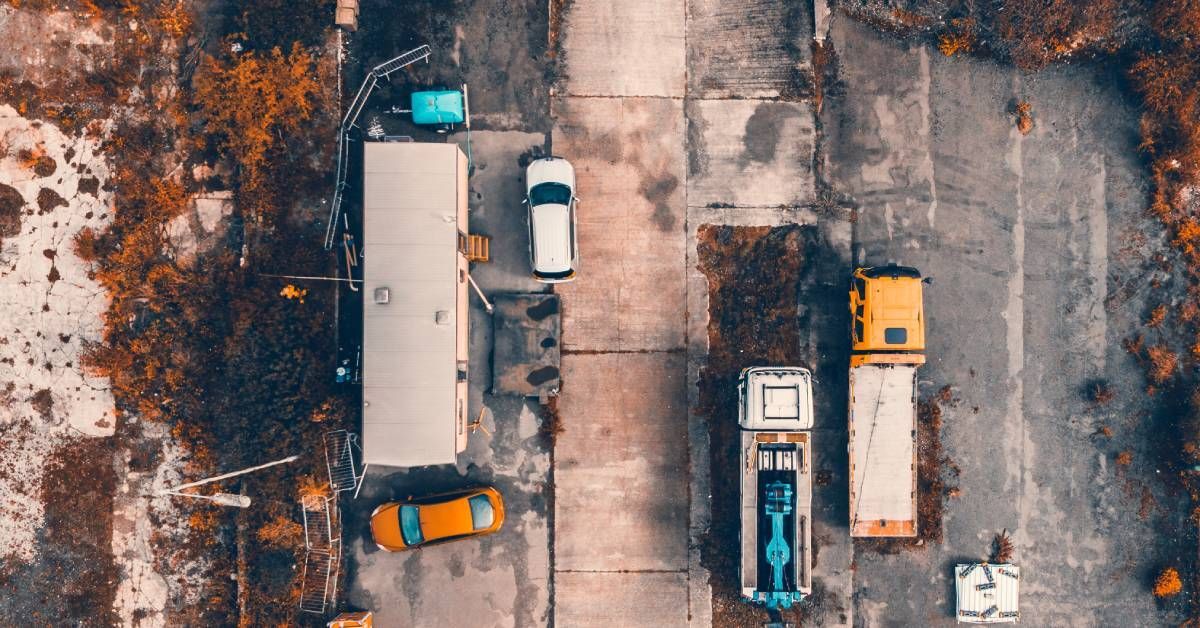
[{"xmin": 531, "ymin": 203, "xmax": 571, "ymax": 273}]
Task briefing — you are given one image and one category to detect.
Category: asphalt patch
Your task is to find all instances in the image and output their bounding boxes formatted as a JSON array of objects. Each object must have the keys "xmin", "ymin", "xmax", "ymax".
[{"xmin": 0, "ymin": 183, "xmax": 25, "ymax": 238}]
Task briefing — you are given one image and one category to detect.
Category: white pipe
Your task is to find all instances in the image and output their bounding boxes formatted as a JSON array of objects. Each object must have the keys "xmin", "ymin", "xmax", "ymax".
[
  {"xmin": 466, "ymin": 273, "xmax": 493, "ymax": 314},
  {"xmin": 259, "ymin": 273, "xmax": 362, "ymax": 284},
  {"xmin": 353, "ymin": 463, "xmax": 369, "ymax": 500},
  {"xmin": 161, "ymin": 455, "xmax": 300, "ymax": 494}
]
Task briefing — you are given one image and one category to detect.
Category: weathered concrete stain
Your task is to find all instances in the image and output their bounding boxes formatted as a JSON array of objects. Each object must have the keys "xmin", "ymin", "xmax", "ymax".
[
  {"xmin": 739, "ymin": 101, "xmax": 802, "ymax": 165},
  {"xmin": 0, "ymin": 183, "xmax": 24, "ymax": 238},
  {"xmin": 525, "ymin": 297, "xmax": 559, "ymax": 321},
  {"xmin": 639, "ymin": 172, "xmax": 679, "ymax": 231},
  {"xmin": 526, "ymin": 365, "xmax": 559, "ymax": 387}
]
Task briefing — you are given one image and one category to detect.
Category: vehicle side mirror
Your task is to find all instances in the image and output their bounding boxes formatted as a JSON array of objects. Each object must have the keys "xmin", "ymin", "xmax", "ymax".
[{"xmin": 922, "ymin": 277, "xmax": 934, "ymax": 286}]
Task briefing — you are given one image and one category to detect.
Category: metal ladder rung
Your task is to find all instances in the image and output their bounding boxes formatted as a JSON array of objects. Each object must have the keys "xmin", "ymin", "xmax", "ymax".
[
  {"xmin": 373, "ymin": 44, "xmax": 432, "ymax": 77},
  {"xmin": 467, "ymin": 234, "xmax": 490, "ymax": 263}
]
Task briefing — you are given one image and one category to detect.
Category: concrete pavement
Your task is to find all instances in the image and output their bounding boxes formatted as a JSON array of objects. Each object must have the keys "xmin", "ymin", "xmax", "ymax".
[
  {"xmin": 552, "ymin": 0, "xmax": 828, "ymax": 625},
  {"xmin": 552, "ymin": 1, "xmax": 694, "ymax": 623},
  {"xmin": 826, "ymin": 16, "xmax": 1174, "ymax": 627}
]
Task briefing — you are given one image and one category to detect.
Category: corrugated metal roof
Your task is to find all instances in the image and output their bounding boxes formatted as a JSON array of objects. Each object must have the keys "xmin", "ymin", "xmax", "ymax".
[
  {"xmin": 362, "ymin": 142, "xmax": 466, "ymax": 467},
  {"xmin": 956, "ymin": 563, "xmax": 1019, "ymax": 623},
  {"xmin": 848, "ymin": 364, "xmax": 917, "ymax": 536}
]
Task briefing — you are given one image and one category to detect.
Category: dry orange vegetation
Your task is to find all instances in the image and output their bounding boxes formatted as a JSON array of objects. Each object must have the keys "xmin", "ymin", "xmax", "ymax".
[
  {"xmin": 1155, "ymin": 567, "xmax": 1183, "ymax": 598},
  {"xmin": 6, "ymin": 0, "xmax": 349, "ymax": 622},
  {"xmin": 994, "ymin": 0, "xmax": 1119, "ymax": 70},
  {"xmin": 257, "ymin": 515, "xmax": 304, "ymax": 548},
  {"xmin": 937, "ymin": 18, "xmax": 976, "ymax": 57},
  {"xmin": 990, "ymin": 529, "xmax": 1014, "ymax": 564},
  {"xmin": 193, "ymin": 44, "xmax": 321, "ymax": 191}
]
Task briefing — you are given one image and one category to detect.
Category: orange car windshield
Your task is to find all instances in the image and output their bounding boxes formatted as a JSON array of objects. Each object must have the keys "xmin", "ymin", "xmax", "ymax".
[{"xmin": 400, "ymin": 505, "xmax": 424, "ymax": 545}]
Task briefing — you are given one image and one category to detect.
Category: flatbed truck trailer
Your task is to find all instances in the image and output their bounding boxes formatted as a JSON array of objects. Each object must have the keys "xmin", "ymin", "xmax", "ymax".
[
  {"xmin": 847, "ymin": 264, "xmax": 926, "ymax": 538},
  {"xmin": 738, "ymin": 367, "xmax": 813, "ymax": 609}
]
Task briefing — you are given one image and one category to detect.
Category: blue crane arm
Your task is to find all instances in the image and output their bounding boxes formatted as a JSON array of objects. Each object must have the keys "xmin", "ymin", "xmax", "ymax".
[{"xmin": 762, "ymin": 481, "xmax": 796, "ymax": 609}]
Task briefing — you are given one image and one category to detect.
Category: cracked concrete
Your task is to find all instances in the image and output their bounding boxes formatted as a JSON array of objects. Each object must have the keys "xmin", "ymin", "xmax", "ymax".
[{"xmin": 0, "ymin": 105, "xmax": 115, "ymax": 564}]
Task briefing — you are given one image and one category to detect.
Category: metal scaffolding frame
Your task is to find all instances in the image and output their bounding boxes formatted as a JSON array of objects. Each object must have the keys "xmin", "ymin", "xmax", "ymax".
[
  {"xmin": 325, "ymin": 45, "xmax": 432, "ymax": 250},
  {"xmin": 323, "ymin": 430, "xmax": 366, "ymax": 496},
  {"xmin": 299, "ymin": 494, "xmax": 341, "ymax": 614}
]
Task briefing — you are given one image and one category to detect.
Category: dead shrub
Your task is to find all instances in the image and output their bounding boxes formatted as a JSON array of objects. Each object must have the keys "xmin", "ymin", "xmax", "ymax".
[
  {"xmin": 892, "ymin": 9, "xmax": 933, "ymax": 30},
  {"xmin": 154, "ymin": 0, "xmax": 192, "ymax": 39},
  {"xmin": 938, "ymin": 18, "xmax": 976, "ymax": 57},
  {"xmin": 1012, "ymin": 101, "xmax": 1034, "ymax": 135},
  {"xmin": 71, "ymin": 226, "xmax": 98, "ymax": 261},
  {"xmin": 1086, "ymin": 380, "xmax": 1115, "ymax": 405},
  {"xmin": 1147, "ymin": 304, "xmax": 1168, "ymax": 328},
  {"xmin": 1116, "ymin": 451, "xmax": 1133, "ymax": 466},
  {"xmin": 256, "ymin": 515, "xmax": 303, "ymax": 548},
  {"xmin": 193, "ymin": 44, "xmax": 321, "ymax": 192},
  {"xmin": 995, "ymin": 0, "xmax": 1118, "ymax": 70},
  {"xmin": 1148, "ymin": 345, "xmax": 1178, "ymax": 384},
  {"xmin": 1154, "ymin": 567, "xmax": 1183, "ymax": 598},
  {"xmin": 1150, "ymin": 1, "xmax": 1200, "ymax": 48},
  {"xmin": 297, "ymin": 474, "xmax": 331, "ymax": 501},
  {"xmin": 989, "ymin": 529, "xmax": 1014, "ymax": 563}
]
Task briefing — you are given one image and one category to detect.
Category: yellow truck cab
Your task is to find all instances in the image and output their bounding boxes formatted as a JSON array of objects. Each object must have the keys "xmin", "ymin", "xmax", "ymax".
[
  {"xmin": 847, "ymin": 264, "xmax": 927, "ymax": 538},
  {"xmin": 850, "ymin": 264, "xmax": 926, "ymax": 358}
]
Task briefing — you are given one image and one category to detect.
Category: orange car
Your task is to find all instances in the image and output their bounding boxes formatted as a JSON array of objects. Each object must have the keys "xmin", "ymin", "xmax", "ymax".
[{"xmin": 370, "ymin": 486, "xmax": 505, "ymax": 551}]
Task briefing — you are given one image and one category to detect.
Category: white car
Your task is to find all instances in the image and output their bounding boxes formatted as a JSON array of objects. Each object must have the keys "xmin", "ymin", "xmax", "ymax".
[{"xmin": 525, "ymin": 157, "xmax": 578, "ymax": 283}]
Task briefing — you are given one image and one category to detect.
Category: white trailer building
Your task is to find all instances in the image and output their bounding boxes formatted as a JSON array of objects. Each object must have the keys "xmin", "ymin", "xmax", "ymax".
[{"xmin": 361, "ymin": 142, "xmax": 470, "ymax": 467}]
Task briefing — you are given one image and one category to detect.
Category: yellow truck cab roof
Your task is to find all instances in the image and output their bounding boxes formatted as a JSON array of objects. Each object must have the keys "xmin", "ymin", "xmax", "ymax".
[{"xmin": 851, "ymin": 265, "xmax": 925, "ymax": 353}]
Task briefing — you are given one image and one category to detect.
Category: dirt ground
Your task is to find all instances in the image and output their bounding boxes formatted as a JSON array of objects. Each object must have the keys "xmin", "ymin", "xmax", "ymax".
[{"xmin": 0, "ymin": 437, "xmax": 119, "ymax": 624}]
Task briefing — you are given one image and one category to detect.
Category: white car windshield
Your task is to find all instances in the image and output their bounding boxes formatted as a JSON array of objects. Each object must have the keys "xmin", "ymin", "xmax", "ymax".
[{"xmin": 530, "ymin": 182, "xmax": 571, "ymax": 206}]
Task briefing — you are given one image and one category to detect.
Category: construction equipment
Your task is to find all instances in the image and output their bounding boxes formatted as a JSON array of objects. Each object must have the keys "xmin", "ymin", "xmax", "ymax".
[
  {"xmin": 739, "ymin": 367, "xmax": 812, "ymax": 610},
  {"xmin": 847, "ymin": 264, "xmax": 926, "ymax": 537}
]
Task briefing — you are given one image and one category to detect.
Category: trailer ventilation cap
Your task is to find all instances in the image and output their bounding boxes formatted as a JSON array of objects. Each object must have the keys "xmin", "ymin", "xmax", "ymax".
[{"xmin": 373, "ymin": 287, "xmax": 390, "ymax": 304}]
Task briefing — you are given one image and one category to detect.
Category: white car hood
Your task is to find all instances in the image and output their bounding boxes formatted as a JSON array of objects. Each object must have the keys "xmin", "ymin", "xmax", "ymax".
[{"xmin": 526, "ymin": 158, "xmax": 575, "ymax": 193}]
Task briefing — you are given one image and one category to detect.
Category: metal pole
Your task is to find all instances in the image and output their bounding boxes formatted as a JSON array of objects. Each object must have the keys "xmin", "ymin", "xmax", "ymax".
[
  {"xmin": 161, "ymin": 455, "xmax": 301, "ymax": 494},
  {"xmin": 353, "ymin": 463, "xmax": 369, "ymax": 500},
  {"xmin": 466, "ymin": 272, "xmax": 493, "ymax": 314},
  {"xmin": 463, "ymin": 83, "xmax": 474, "ymax": 175},
  {"xmin": 259, "ymin": 273, "xmax": 362, "ymax": 284}
]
